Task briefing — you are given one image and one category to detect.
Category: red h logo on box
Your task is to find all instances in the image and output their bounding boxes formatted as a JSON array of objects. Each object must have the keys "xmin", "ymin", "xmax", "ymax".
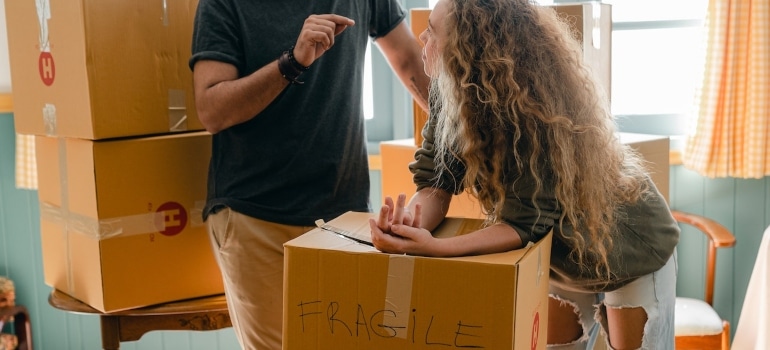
[
  {"xmin": 156, "ymin": 202, "xmax": 188, "ymax": 236},
  {"xmin": 531, "ymin": 312, "xmax": 540, "ymax": 350},
  {"xmin": 38, "ymin": 52, "xmax": 55, "ymax": 86}
]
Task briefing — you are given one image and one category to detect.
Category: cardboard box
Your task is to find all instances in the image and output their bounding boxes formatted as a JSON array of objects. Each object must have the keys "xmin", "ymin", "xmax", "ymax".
[
  {"xmin": 35, "ymin": 131, "xmax": 223, "ymax": 312},
  {"xmin": 380, "ymin": 138, "xmax": 486, "ymax": 219},
  {"xmin": 618, "ymin": 133, "xmax": 670, "ymax": 202},
  {"xmin": 407, "ymin": 3, "xmax": 612, "ymax": 145},
  {"xmin": 547, "ymin": 3, "xmax": 612, "ymax": 99},
  {"xmin": 4, "ymin": 0, "xmax": 203, "ymax": 139},
  {"xmin": 380, "ymin": 133, "xmax": 670, "ymax": 219},
  {"xmin": 283, "ymin": 211, "xmax": 552, "ymax": 349},
  {"xmin": 409, "ymin": 9, "xmax": 431, "ymax": 148}
]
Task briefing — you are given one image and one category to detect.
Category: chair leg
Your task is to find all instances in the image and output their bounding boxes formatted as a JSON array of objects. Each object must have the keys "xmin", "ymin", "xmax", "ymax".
[{"xmin": 721, "ymin": 321, "xmax": 730, "ymax": 350}]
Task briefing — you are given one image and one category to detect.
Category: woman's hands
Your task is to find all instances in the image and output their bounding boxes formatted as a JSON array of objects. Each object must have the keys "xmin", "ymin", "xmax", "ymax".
[
  {"xmin": 369, "ymin": 191, "xmax": 524, "ymax": 257},
  {"xmin": 369, "ymin": 194, "xmax": 441, "ymax": 256},
  {"xmin": 293, "ymin": 14, "xmax": 355, "ymax": 67}
]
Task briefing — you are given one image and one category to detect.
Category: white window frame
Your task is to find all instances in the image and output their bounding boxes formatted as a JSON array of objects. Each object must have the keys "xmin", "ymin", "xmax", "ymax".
[{"xmin": 365, "ymin": 0, "xmax": 429, "ymax": 148}]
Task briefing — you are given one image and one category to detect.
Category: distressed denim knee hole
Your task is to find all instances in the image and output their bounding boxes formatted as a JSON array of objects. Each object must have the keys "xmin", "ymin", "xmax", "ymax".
[
  {"xmin": 548, "ymin": 294, "xmax": 592, "ymax": 347},
  {"xmin": 601, "ymin": 302, "xmax": 649, "ymax": 350}
]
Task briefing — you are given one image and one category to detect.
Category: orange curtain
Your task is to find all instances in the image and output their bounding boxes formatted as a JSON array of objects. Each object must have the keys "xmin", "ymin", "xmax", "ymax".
[
  {"xmin": 15, "ymin": 133, "xmax": 38, "ymax": 190},
  {"xmin": 683, "ymin": 0, "xmax": 770, "ymax": 178}
]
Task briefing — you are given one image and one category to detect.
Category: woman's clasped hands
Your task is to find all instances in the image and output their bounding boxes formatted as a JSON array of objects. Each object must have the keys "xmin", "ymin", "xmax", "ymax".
[{"xmin": 369, "ymin": 194, "xmax": 438, "ymax": 256}]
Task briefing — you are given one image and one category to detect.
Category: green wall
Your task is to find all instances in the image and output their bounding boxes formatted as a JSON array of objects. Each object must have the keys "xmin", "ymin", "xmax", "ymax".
[
  {"xmin": 670, "ymin": 163, "xmax": 770, "ymax": 333},
  {"xmin": 1, "ymin": 113, "xmax": 768, "ymax": 348}
]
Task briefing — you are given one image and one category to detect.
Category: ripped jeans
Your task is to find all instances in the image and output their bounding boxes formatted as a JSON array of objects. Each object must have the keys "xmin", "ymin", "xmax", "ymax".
[{"xmin": 548, "ymin": 252, "xmax": 677, "ymax": 350}]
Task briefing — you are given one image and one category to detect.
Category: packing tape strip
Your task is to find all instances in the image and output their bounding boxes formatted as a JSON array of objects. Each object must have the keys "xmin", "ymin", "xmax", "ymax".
[
  {"xmin": 161, "ymin": 0, "xmax": 169, "ymax": 26},
  {"xmin": 36, "ymin": 0, "xmax": 51, "ymax": 52},
  {"xmin": 168, "ymin": 89, "xmax": 188, "ymax": 132},
  {"xmin": 57, "ymin": 138, "xmax": 73, "ymax": 293},
  {"xmin": 316, "ymin": 219, "xmax": 416, "ymax": 338},
  {"xmin": 39, "ymin": 92, "xmax": 186, "ymax": 137},
  {"xmin": 592, "ymin": 2, "xmax": 602, "ymax": 50},
  {"xmin": 190, "ymin": 200, "xmax": 206, "ymax": 227},
  {"xmin": 40, "ymin": 200, "xmax": 206, "ymax": 240},
  {"xmin": 315, "ymin": 220, "xmax": 374, "ymax": 246},
  {"xmin": 383, "ymin": 254, "xmax": 415, "ymax": 339},
  {"xmin": 43, "ymin": 103, "xmax": 56, "ymax": 136},
  {"xmin": 45, "ymin": 136, "xmax": 205, "ymax": 296}
]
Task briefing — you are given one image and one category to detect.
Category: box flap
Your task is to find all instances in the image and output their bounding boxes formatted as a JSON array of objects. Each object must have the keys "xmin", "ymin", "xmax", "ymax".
[
  {"xmin": 315, "ymin": 211, "xmax": 376, "ymax": 245},
  {"xmin": 286, "ymin": 211, "xmax": 534, "ymax": 265}
]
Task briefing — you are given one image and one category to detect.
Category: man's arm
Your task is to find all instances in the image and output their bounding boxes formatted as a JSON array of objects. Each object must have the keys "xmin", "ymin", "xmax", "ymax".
[
  {"xmin": 374, "ymin": 21, "xmax": 430, "ymax": 113},
  {"xmin": 193, "ymin": 59, "xmax": 288, "ymax": 134},
  {"xmin": 192, "ymin": 14, "xmax": 355, "ymax": 134}
]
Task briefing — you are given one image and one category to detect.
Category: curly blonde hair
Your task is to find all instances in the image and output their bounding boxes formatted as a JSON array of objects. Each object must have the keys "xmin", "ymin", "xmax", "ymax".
[{"xmin": 431, "ymin": 0, "xmax": 650, "ymax": 279}]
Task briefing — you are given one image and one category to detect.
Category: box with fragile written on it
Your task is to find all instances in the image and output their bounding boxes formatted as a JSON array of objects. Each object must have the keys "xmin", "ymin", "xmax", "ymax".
[
  {"xmin": 283, "ymin": 211, "xmax": 552, "ymax": 349},
  {"xmin": 4, "ymin": 0, "xmax": 203, "ymax": 139},
  {"xmin": 35, "ymin": 131, "xmax": 223, "ymax": 312}
]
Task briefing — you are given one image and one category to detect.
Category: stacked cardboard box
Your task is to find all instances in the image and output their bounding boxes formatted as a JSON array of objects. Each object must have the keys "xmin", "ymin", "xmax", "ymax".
[
  {"xmin": 547, "ymin": 2, "xmax": 612, "ymax": 100},
  {"xmin": 283, "ymin": 211, "xmax": 552, "ymax": 350},
  {"xmin": 408, "ymin": 9, "xmax": 430, "ymax": 148},
  {"xmin": 381, "ymin": 133, "xmax": 670, "ymax": 220},
  {"xmin": 5, "ymin": 0, "xmax": 203, "ymax": 139},
  {"xmin": 5, "ymin": 0, "xmax": 223, "ymax": 312}
]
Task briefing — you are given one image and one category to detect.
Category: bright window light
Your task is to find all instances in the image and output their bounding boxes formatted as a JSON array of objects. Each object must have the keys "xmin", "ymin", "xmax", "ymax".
[
  {"xmin": 364, "ymin": 43, "xmax": 374, "ymax": 120},
  {"xmin": 611, "ymin": 26, "xmax": 707, "ymax": 115},
  {"xmin": 607, "ymin": 0, "xmax": 709, "ymax": 118}
]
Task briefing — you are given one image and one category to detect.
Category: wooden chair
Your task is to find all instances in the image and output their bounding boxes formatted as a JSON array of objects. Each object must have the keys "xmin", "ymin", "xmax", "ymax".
[
  {"xmin": 0, "ymin": 304, "xmax": 32, "ymax": 350},
  {"xmin": 48, "ymin": 289, "xmax": 231, "ymax": 350},
  {"xmin": 672, "ymin": 210, "xmax": 735, "ymax": 350}
]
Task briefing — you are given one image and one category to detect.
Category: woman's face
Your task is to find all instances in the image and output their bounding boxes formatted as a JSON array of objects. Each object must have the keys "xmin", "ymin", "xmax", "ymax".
[{"xmin": 418, "ymin": 0, "xmax": 449, "ymax": 77}]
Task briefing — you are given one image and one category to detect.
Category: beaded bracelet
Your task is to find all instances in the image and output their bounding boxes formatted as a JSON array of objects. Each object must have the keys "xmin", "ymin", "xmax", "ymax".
[{"xmin": 278, "ymin": 46, "xmax": 310, "ymax": 85}]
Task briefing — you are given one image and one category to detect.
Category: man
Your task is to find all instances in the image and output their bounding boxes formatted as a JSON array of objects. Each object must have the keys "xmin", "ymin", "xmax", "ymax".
[{"xmin": 189, "ymin": 1, "xmax": 429, "ymax": 349}]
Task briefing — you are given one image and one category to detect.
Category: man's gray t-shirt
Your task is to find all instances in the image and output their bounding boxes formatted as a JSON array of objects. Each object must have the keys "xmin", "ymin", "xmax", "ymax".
[{"xmin": 190, "ymin": 0, "xmax": 406, "ymax": 225}]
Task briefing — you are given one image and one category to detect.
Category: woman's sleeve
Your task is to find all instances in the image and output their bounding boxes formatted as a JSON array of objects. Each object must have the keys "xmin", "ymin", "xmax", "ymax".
[{"xmin": 409, "ymin": 113, "xmax": 466, "ymax": 195}]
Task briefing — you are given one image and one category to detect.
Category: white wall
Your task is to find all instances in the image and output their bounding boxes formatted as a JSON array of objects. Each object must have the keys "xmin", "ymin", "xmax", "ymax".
[{"xmin": 0, "ymin": 0, "xmax": 12, "ymax": 92}]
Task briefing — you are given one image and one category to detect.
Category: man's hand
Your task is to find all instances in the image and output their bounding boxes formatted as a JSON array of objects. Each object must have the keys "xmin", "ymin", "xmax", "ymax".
[{"xmin": 293, "ymin": 14, "xmax": 355, "ymax": 67}]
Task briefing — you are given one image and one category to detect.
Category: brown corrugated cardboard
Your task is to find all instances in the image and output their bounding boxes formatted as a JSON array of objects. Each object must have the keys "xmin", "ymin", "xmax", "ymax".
[
  {"xmin": 380, "ymin": 138, "xmax": 486, "ymax": 219},
  {"xmin": 409, "ymin": 8, "xmax": 431, "ymax": 148},
  {"xmin": 283, "ymin": 211, "xmax": 552, "ymax": 349},
  {"xmin": 380, "ymin": 133, "xmax": 670, "ymax": 219},
  {"xmin": 4, "ymin": 0, "xmax": 202, "ymax": 139},
  {"xmin": 618, "ymin": 133, "xmax": 670, "ymax": 202},
  {"xmin": 548, "ymin": 3, "xmax": 612, "ymax": 99},
  {"xmin": 35, "ymin": 131, "xmax": 222, "ymax": 312}
]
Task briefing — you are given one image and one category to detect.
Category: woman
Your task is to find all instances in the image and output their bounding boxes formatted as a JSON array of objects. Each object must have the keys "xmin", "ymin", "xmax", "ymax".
[{"xmin": 368, "ymin": 0, "xmax": 680, "ymax": 349}]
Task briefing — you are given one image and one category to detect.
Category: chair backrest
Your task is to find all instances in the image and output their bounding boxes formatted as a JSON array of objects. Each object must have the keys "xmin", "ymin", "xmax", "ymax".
[
  {"xmin": 0, "ymin": 304, "xmax": 32, "ymax": 350},
  {"xmin": 671, "ymin": 210, "xmax": 736, "ymax": 305}
]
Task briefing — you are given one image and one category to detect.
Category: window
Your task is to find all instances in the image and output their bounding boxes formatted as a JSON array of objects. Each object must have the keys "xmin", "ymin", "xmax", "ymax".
[
  {"xmin": 365, "ymin": 0, "xmax": 707, "ymax": 145},
  {"xmin": 364, "ymin": 45, "xmax": 374, "ymax": 120},
  {"xmin": 365, "ymin": 0, "xmax": 431, "ymax": 144},
  {"xmin": 606, "ymin": 0, "xmax": 709, "ymax": 136}
]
